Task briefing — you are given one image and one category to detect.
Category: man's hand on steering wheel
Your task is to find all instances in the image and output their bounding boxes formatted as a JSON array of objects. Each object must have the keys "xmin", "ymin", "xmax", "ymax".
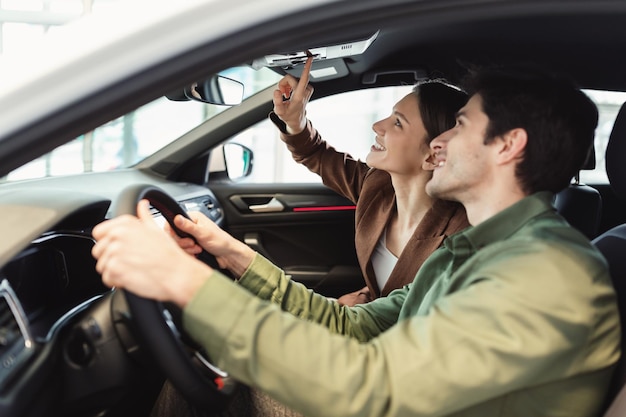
[
  {"xmin": 165, "ymin": 209, "xmax": 257, "ymax": 278},
  {"xmin": 92, "ymin": 199, "xmax": 210, "ymax": 307},
  {"xmin": 91, "ymin": 184, "xmax": 238, "ymax": 412}
]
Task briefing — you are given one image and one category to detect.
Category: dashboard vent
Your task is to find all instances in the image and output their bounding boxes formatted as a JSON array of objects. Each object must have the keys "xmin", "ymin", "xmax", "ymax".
[
  {"xmin": 0, "ymin": 281, "xmax": 34, "ymax": 391},
  {"xmin": 202, "ymin": 197, "xmax": 215, "ymax": 210},
  {"xmin": 179, "ymin": 196, "xmax": 223, "ymax": 223}
]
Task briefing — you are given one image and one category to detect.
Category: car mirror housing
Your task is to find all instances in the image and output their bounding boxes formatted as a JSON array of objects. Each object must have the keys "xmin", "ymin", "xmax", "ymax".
[
  {"xmin": 187, "ymin": 76, "xmax": 244, "ymax": 106},
  {"xmin": 166, "ymin": 75, "xmax": 244, "ymax": 106}
]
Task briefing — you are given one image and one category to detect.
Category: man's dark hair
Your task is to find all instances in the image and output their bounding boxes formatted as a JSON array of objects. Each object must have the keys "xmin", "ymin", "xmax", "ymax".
[
  {"xmin": 462, "ymin": 67, "xmax": 598, "ymax": 194},
  {"xmin": 414, "ymin": 80, "xmax": 468, "ymax": 143}
]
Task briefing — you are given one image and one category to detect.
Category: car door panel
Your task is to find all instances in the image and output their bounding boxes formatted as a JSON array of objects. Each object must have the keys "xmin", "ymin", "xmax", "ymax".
[{"xmin": 209, "ymin": 182, "xmax": 364, "ymax": 298}]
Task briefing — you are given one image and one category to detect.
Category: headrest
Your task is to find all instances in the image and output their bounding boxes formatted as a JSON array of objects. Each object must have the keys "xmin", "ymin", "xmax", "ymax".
[
  {"xmin": 606, "ymin": 102, "xmax": 626, "ymax": 199},
  {"xmin": 582, "ymin": 142, "xmax": 596, "ymax": 170}
]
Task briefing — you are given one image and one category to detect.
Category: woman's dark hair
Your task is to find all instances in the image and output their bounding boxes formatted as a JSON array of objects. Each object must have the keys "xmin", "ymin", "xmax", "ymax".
[
  {"xmin": 413, "ymin": 80, "xmax": 468, "ymax": 142},
  {"xmin": 462, "ymin": 66, "xmax": 598, "ymax": 194}
]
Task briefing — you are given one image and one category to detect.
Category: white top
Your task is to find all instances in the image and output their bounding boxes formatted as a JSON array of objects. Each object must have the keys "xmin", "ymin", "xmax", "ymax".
[{"xmin": 371, "ymin": 228, "xmax": 399, "ymax": 291}]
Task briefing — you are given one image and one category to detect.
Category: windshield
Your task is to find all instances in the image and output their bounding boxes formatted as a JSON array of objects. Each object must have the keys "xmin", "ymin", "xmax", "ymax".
[{"xmin": 5, "ymin": 66, "xmax": 282, "ymax": 181}]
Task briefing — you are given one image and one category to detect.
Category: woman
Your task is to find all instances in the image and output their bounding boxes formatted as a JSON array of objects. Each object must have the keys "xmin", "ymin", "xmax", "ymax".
[{"xmin": 271, "ymin": 58, "xmax": 469, "ymax": 306}]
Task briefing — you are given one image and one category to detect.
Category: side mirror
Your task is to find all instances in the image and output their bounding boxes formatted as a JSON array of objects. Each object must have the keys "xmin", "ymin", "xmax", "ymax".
[
  {"xmin": 223, "ymin": 143, "xmax": 253, "ymax": 181},
  {"xmin": 208, "ymin": 143, "xmax": 253, "ymax": 182}
]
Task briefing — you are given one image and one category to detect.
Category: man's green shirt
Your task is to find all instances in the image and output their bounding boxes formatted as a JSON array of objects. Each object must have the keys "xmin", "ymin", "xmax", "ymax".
[{"xmin": 184, "ymin": 192, "xmax": 620, "ymax": 417}]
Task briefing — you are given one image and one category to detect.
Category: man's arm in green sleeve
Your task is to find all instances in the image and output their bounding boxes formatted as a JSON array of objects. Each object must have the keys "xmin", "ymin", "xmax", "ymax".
[
  {"xmin": 236, "ymin": 252, "xmax": 401, "ymax": 339},
  {"xmin": 183, "ymin": 248, "xmax": 618, "ymax": 417}
]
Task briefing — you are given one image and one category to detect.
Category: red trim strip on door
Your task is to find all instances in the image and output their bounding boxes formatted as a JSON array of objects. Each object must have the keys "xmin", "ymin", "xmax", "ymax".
[{"xmin": 292, "ymin": 205, "xmax": 357, "ymax": 212}]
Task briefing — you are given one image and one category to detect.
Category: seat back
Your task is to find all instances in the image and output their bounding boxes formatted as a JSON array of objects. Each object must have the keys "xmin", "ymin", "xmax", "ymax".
[
  {"xmin": 555, "ymin": 181, "xmax": 602, "ymax": 239},
  {"xmin": 592, "ymin": 102, "xmax": 626, "ymax": 415},
  {"xmin": 595, "ymin": 225, "xmax": 626, "ymax": 414},
  {"xmin": 554, "ymin": 138, "xmax": 603, "ymax": 239}
]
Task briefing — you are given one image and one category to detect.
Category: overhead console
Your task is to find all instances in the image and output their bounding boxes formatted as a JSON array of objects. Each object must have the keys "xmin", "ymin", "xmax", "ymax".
[
  {"xmin": 251, "ymin": 31, "xmax": 379, "ymax": 81},
  {"xmin": 252, "ymin": 31, "xmax": 379, "ymax": 68}
]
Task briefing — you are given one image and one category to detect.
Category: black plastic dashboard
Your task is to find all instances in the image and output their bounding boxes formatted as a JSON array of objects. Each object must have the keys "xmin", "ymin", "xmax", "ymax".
[{"xmin": 2, "ymin": 232, "xmax": 107, "ymax": 338}]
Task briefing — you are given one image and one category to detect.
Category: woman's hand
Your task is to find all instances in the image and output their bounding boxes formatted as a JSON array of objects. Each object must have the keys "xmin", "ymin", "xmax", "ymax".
[
  {"xmin": 272, "ymin": 56, "xmax": 314, "ymax": 135},
  {"xmin": 337, "ymin": 286, "xmax": 372, "ymax": 307}
]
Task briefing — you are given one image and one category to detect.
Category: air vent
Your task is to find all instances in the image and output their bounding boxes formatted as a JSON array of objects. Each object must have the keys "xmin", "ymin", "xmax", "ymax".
[
  {"xmin": 203, "ymin": 197, "xmax": 223, "ymax": 222},
  {"xmin": 202, "ymin": 197, "xmax": 215, "ymax": 210},
  {"xmin": 180, "ymin": 196, "xmax": 223, "ymax": 223},
  {"xmin": 0, "ymin": 281, "xmax": 34, "ymax": 391}
]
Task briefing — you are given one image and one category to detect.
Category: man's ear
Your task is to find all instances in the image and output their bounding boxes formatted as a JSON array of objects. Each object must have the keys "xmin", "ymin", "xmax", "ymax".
[{"xmin": 496, "ymin": 128, "xmax": 527, "ymax": 165}]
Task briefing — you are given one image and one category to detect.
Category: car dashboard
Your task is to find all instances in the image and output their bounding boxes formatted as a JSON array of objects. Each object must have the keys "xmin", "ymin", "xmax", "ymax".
[{"xmin": 0, "ymin": 173, "xmax": 224, "ymax": 417}]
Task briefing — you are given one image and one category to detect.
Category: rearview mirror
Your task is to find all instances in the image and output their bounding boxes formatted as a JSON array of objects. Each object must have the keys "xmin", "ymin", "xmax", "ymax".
[
  {"xmin": 186, "ymin": 75, "xmax": 244, "ymax": 106},
  {"xmin": 165, "ymin": 75, "xmax": 244, "ymax": 106}
]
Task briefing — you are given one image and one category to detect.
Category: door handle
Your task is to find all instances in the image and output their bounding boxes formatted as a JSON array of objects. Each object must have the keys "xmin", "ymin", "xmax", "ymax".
[{"xmin": 248, "ymin": 197, "xmax": 285, "ymax": 213}]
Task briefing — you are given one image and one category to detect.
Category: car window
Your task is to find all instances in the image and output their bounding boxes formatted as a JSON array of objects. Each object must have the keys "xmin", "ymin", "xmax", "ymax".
[
  {"xmin": 227, "ymin": 86, "xmax": 414, "ymax": 184},
  {"xmin": 5, "ymin": 66, "xmax": 282, "ymax": 181},
  {"xmin": 580, "ymin": 90, "xmax": 626, "ymax": 184},
  {"xmin": 228, "ymin": 87, "xmax": 625, "ymax": 185}
]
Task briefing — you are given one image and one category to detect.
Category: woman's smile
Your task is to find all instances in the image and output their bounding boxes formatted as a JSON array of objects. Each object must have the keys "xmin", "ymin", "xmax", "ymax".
[{"xmin": 371, "ymin": 140, "xmax": 386, "ymax": 152}]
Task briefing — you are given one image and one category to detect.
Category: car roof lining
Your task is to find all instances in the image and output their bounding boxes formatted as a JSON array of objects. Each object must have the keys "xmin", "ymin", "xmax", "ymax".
[{"xmin": 259, "ymin": 4, "xmax": 626, "ymax": 93}]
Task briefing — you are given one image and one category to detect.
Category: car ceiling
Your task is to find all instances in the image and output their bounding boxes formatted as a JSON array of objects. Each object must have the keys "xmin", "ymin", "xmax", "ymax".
[{"xmin": 261, "ymin": 2, "xmax": 626, "ymax": 97}]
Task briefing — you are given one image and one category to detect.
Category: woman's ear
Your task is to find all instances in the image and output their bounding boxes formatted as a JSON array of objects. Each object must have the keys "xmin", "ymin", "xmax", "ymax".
[
  {"xmin": 422, "ymin": 148, "xmax": 438, "ymax": 172},
  {"xmin": 422, "ymin": 158, "xmax": 437, "ymax": 171}
]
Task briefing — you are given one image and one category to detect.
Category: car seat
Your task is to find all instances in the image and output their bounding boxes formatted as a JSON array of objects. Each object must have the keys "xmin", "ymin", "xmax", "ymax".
[
  {"xmin": 554, "ymin": 144, "xmax": 602, "ymax": 240},
  {"xmin": 592, "ymin": 101, "xmax": 626, "ymax": 416}
]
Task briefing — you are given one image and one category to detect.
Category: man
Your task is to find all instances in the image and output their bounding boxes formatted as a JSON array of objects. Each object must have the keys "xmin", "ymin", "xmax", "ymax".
[{"xmin": 92, "ymin": 67, "xmax": 619, "ymax": 417}]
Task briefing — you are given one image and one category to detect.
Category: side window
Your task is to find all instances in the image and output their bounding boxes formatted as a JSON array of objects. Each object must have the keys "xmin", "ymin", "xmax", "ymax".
[
  {"xmin": 227, "ymin": 86, "xmax": 413, "ymax": 184},
  {"xmin": 580, "ymin": 90, "xmax": 626, "ymax": 185}
]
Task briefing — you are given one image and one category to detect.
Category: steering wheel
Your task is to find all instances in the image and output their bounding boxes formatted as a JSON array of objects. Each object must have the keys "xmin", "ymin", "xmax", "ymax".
[{"xmin": 112, "ymin": 183, "xmax": 237, "ymax": 412}]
